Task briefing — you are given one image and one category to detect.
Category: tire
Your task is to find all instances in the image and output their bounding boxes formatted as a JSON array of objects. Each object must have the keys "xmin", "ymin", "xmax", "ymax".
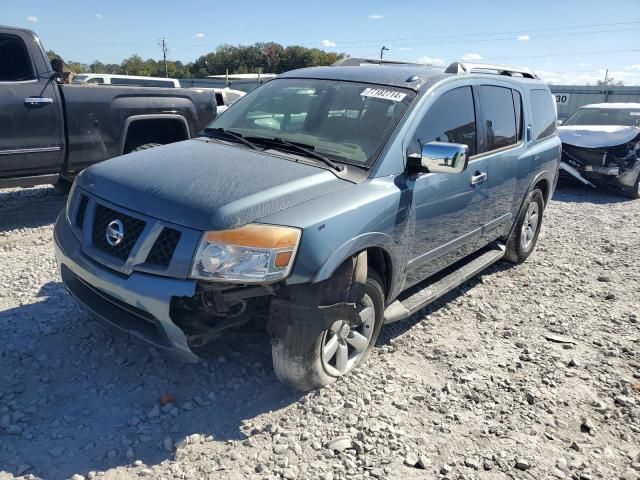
[
  {"xmin": 622, "ymin": 171, "xmax": 640, "ymax": 199},
  {"xmin": 272, "ymin": 271, "xmax": 385, "ymax": 391},
  {"xmin": 504, "ymin": 188, "xmax": 545, "ymax": 263},
  {"xmin": 53, "ymin": 177, "xmax": 72, "ymax": 195},
  {"xmin": 132, "ymin": 143, "xmax": 163, "ymax": 152}
]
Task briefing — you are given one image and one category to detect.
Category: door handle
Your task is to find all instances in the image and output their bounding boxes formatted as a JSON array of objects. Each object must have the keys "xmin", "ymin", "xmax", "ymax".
[
  {"xmin": 24, "ymin": 97, "xmax": 54, "ymax": 106},
  {"xmin": 470, "ymin": 172, "xmax": 487, "ymax": 186}
]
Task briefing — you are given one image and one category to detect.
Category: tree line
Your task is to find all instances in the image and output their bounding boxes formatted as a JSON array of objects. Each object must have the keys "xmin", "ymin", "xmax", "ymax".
[{"xmin": 47, "ymin": 43, "xmax": 346, "ymax": 78}]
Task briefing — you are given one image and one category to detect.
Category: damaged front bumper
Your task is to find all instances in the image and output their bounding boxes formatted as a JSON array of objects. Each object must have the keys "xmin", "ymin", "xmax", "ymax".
[
  {"xmin": 560, "ymin": 142, "xmax": 640, "ymax": 191},
  {"xmin": 54, "ymin": 212, "xmax": 200, "ymax": 361}
]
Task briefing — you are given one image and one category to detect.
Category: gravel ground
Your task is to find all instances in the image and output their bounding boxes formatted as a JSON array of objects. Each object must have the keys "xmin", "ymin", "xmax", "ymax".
[{"xmin": 0, "ymin": 182, "xmax": 639, "ymax": 480}]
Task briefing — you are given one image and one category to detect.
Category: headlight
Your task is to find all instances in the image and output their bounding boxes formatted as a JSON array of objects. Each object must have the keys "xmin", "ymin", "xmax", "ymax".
[{"xmin": 190, "ymin": 224, "xmax": 301, "ymax": 283}]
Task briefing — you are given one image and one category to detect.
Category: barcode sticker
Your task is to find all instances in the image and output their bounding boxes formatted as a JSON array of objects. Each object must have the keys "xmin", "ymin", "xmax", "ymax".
[{"xmin": 360, "ymin": 88, "xmax": 407, "ymax": 102}]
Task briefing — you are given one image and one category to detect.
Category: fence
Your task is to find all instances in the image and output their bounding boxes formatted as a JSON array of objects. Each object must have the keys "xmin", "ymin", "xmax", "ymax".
[
  {"xmin": 549, "ymin": 85, "xmax": 640, "ymax": 120},
  {"xmin": 178, "ymin": 78, "xmax": 263, "ymax": 93}
]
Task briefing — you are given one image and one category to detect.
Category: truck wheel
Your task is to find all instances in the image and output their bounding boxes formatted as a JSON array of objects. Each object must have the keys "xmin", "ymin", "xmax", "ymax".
[
  {"xmin": 53, "ymin": 177, "xmax": 72, "ymax": 195},
  {"xmin": 272, "ymin": 271, "xmax": 385, "ymax": 391},
  {"xmin": 504, "ymin": 188, "xmax": 545, "ymax": 263},
  {"xmin": 132, "ymin": 143, "xmax": 163, "ymax": 152},
  {"xmin": 623, "ymin": 171, "xmax": 640, "ymax": 199}
]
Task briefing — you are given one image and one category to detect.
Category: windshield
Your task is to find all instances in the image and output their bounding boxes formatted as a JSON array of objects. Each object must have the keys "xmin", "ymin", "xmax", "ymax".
[
  {"xmin": 72, "ymin": 75, "xmax": 89, "ymax": 83},
  {"xmin": 564, "ymin": 107, "xmax": 640, "ymax": 127},
  {"xmin": 206, "ymin": 78, "xmax": 415, "ymax": 166}
]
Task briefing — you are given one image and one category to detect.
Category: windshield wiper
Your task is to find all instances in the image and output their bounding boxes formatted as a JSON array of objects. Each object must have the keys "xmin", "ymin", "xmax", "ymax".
[
  {"xmin": 246, "ymin": 136, "xmax": 344, "ymax": 171},
  {"xmin": 202, "ymin": 128, "xmax": 259, "ymax": 150}
]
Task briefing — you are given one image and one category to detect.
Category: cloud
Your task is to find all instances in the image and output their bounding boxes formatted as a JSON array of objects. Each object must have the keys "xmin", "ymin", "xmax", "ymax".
[
  {"xmin": 536, "ymin": 68, "xmax": 640, "ymax": 86},
  {"xmin": 368, "ymin": 14, "xmax": 383, "ymax": 20},
  {"xmin": 321, "ymin": 39, "xmax": 336, "ymax": 48},
  {"xmin": 397, "ymin": 47, "xmax": 413, "ymax": 51},
  {"xmin": 461, "ymin": 52, "xmax": 482, "ymax": 61},
  {"xmin": 417, "ymin": 56, "xmax": 445, "ymax": 67},
  {"xmin": 96, "ymin": 14, "xmax": 103, "ymax": 19},
  {"xmin": 578, "ymin": 62, "xmax": 591, "ymax": 67},
  {"xmin": 628, "ymin": 64, "xmax": 640, "ymax": 71},
  {"xmin": 517, "ymin": 34, "xmax": 530, "ymax": 41},
  {"xmin": 26, "ymin": 16, "xmax": 38, "ymax": 23},
  {"xmin": 193, "ymin": 33, "xmax": 205, "ymax": 39}
]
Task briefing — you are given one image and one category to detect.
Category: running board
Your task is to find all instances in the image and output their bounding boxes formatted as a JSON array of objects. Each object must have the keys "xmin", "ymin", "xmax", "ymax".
[
  {"xmin": 383, "ymin": 242, "xmax": 506, "ymax": 324},
  {"xmin": 559, "ymin": 162, "xmax": 595, "ymax": 187},
  {"xmin": 0, "ymin": 174, "xmax": 59, "ymax": 189}
]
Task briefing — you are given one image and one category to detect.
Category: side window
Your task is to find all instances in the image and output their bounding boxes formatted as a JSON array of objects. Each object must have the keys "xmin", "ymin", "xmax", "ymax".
[
  {"xmin": 0, "ymin": 34, "xmax": 35, "ymax": 82},
  {"xmin": 479, "ymin": 86, "xmax": 517, "ymax": 151},
  {"xmin": 531, "ymin": 89, "xmax": 557, "ymax": 141},
  {"xmin": 512, "ymin": 90, "xmax": 523, "ymax": 141},
  {"xmin": 414, "ymin": 86, "xmax": 477, "ymax": 156},
  {"xmin": 87, "ymin": 77, "xmax": 104, "ymax": 84},
  {"xmin": 215, "ymin": 92, "xmax": 225, "ymax": 106}
]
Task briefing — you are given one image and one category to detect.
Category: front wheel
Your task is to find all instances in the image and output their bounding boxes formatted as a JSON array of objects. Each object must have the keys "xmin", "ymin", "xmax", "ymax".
[
  {"xmin": 504, "ymin": 188, "xmax": 545, "ymax": 263},
  {"xmin": 271, "ymin": 271, "xmax": 385, "ymax": 391},
  {"xmin": 623, "ymin": 170, "xmax": 640, "ymax": 199}
]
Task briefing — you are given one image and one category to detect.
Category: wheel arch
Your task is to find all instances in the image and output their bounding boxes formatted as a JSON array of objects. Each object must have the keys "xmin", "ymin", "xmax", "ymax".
[
  {"xmin": 312, "ymin": 232, "xmax": 397, "ymax": 301},
  {"xmin": 506, "ymin": 170, "xmax": 553, "ymax": 240},
  {"xmin": 120, "ymin": 114, "xmax": 190, "ymax": 154}
]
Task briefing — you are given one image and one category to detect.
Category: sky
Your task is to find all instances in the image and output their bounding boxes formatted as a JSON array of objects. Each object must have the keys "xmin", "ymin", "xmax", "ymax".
[{"xmin": 2, "ymin": 0, "xmax": 640, "ymax": 85}]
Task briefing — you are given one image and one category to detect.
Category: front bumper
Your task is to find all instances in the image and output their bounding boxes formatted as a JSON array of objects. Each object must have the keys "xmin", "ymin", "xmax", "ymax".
[{"xmin": 54, "ymin": 213, "xmax": 199, "ymax": 362}]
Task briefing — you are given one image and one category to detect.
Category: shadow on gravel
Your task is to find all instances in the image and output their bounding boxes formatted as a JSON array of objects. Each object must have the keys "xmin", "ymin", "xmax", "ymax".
[
  {"xmin": 0, "ymin": 282, "xmax": 301, "ymax": 479},
  {"xmin": 0, "ymin": 187, "xmax": 66, "ymax": 232},
  {"xmin": 552, "ymin": 179, "xmax": 634, "ymax": 204},
  {"xmin": 377, "ymin": 259, "xmax": 514, "ymax": 344}
]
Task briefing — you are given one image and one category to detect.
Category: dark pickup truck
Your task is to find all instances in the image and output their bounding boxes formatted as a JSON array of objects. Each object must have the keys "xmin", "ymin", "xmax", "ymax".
[{"xmin": 0, "ymin": 26, "xmax": 216, "ymax": 191}]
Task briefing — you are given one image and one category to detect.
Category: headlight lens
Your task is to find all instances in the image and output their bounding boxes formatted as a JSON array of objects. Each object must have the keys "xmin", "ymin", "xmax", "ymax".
[{"xmin": 190, "ymin": 224, "xmax": 301, "ymax": 283}]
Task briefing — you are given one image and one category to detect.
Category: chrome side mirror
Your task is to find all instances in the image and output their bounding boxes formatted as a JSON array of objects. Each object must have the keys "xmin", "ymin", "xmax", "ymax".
[
  {"xmin": 408, "ymin": 141, "xmax": 469, "ymax": 174},
  {"xmin": 556, "ymin": 119, "xmax": 563, "ymax": 126}
]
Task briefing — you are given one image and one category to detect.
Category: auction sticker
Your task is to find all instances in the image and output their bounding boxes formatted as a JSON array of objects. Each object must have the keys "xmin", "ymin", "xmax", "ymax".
[{"xmin": 360, "ymin": 88, "xmax": 407, "ymax": 102}]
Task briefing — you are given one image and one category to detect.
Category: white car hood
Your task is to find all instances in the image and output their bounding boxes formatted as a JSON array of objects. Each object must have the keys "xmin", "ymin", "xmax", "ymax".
[{"xmin": 558, "ymin": 125, "xmax": 640, "ymax": 148}]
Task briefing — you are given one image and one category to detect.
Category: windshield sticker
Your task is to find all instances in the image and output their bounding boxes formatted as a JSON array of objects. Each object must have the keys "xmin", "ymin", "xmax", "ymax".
[
  {"xmin": 360, "ymin": 88, "xmax": 407, "ymax": 102},
  {"xmin": 630, "ymin": 112, "xmax": 640, "ymax": 116}
]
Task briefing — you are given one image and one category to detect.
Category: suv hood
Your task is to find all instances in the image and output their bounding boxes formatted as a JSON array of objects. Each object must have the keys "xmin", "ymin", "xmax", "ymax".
[
  {"xmin": 558, "ymin": 125, "xmax": 640, "ymax": 148},
  {"xmin": 77, "ymin": 138, "xmax": 351, "ymax": 231}
]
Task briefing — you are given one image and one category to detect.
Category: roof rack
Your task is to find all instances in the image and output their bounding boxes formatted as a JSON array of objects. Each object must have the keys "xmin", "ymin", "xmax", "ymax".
[
  {"xmin": 445, "ymin": 62, "xmax": 538, "ymax": 79},
  {"xmin": 332, "ymin": 57, "xmax": 423, "ymax": 67}
]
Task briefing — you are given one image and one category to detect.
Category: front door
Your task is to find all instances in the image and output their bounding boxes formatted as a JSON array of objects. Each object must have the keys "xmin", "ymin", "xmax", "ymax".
[
  {"xmin": 0, "ymin": 32, "xmax": 63, "ymax": 178},
  {"xmin": 405, "ymin": 85, "xmax": 489, "ymax": 286}
]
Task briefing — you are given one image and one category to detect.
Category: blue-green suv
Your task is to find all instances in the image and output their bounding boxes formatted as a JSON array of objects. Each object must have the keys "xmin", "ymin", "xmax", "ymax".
[{"xmin": 55, "ymin": 61, "xmax": 560, "ymax": 390}]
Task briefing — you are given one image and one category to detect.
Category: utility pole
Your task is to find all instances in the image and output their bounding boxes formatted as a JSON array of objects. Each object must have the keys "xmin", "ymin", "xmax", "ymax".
[
  {"xmin": 380, "ymin": 46, "xmax": 389, "ymax": 63},
  {"xmin": 160, "ymin": 37, "xmax": 168, "ymax": 78}
]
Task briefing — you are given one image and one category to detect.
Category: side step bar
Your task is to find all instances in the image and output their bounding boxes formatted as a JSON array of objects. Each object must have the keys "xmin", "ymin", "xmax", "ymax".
[
  {"xmin": 383, "ymin": 242, "xmax": 506, "ymax": 324},
  {"xmin": 0, "ymin": 174, "xmax": 59, "ymax": 189}
]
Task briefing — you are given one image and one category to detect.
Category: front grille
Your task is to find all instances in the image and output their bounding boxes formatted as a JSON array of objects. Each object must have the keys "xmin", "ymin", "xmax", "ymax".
[
  {"xmin": 92, "ymin": 204, "xmax": 146, "ymax": 261},
  {"xmin": 562, "ymin": 144, "xmax": 606, "ymax": 167},
  {"xmin": 145, "ymin": 227, "xmax": 181, "ymax": 267},
  {"xmin": 75, "ymin": 195, "xmax": 88, "ymax": 229}
]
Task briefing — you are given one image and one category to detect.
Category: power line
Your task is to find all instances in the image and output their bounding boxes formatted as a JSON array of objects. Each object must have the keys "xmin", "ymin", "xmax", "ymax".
[{"xmin": 481, "ymin": 48, "xmax": 639, "ymax": 61}]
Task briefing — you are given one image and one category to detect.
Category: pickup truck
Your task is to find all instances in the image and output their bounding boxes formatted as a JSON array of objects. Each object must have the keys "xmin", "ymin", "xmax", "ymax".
[{"xmin": 0, "ymin": 26, "xmax": 216, "ymax": 191}]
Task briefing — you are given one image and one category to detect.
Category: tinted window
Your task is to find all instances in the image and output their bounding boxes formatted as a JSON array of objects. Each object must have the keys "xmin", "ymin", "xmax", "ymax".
[
  {"xmin": 513, "ymin": 90, "xmax": 523, "ymax": 141},
  {"xmin": 414, "ymin": 86, "xmax": 477, "ymax": 156},
  {"xmin": 215, "ymin": 92, "xmax": 225, "ymax": 106},
  {"xmin": 111, "ymin": 77, "xmax": 174, "ymax": 87},
  {"xmin": 480, "ymin": 86, "xmax": 517, "ymax": 151},
  {"xmin": 0, "ymin": 34, "xmax": 34, "ymax": 82},
  {"xmin": 531, "ymin": 89, "xmax": 557, "ymax": 141},
  {"xmin": 87, "ymin": 77, "xmax": 104, "ymax": 84}
]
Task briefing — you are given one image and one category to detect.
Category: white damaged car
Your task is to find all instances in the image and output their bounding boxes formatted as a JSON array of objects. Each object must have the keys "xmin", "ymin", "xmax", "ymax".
[{"xmin": 558, "ymin": 103, "xmax": 640, "ymax": 198}]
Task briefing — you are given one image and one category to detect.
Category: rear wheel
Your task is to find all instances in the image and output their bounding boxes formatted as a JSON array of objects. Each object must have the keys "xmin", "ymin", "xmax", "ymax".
[
  {"xmin": 271, "ymin": 271, "xmax": 385, "ymax": 391},
  {"xmin": 504, "ymin": 188, "xmax": 545, "ymax": 263}
]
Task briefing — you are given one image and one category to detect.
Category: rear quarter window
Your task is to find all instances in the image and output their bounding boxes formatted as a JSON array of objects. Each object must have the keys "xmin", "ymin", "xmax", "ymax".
[{"xmin": 530, "ymin": 89, "xmax": 557, "ymax": 141}]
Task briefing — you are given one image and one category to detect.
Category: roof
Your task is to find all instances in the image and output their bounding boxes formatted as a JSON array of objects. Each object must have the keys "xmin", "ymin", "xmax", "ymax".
[
  {"xmin": 580, "ymin": 102, "xmax": 640, "ymax": 109},
  {"xmin": 278, "ymin": 65, "xmax": 448, "ymax": 90}
]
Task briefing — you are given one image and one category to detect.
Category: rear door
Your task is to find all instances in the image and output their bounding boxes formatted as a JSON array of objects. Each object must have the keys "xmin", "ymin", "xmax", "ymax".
[
  {"xmin": 0, "ymin": 31, "xmax": 63, "ymax": 178},
  {"xmin": 477, "ymin": 85, "xmax": 522, "ymax": 238},
  {"xmin": 405, "ymin": 85, "xmax": 489, "ymax": 286}
]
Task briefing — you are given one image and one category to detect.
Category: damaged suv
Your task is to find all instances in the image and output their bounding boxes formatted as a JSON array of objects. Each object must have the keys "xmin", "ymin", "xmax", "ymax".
[
  {"xmin": 558, "ymin": 103, "xmax": 640, "ymax": 198},
  {"xmin": 55, "ymin": 61, "xmax": 560, "ymax": 390}
]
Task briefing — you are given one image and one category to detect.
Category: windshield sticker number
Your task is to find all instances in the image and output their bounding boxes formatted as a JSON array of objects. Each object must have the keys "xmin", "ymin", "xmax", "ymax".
[{"xmin": 360, "ymin": 88, "xmax": 407, "ymax": 102}]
